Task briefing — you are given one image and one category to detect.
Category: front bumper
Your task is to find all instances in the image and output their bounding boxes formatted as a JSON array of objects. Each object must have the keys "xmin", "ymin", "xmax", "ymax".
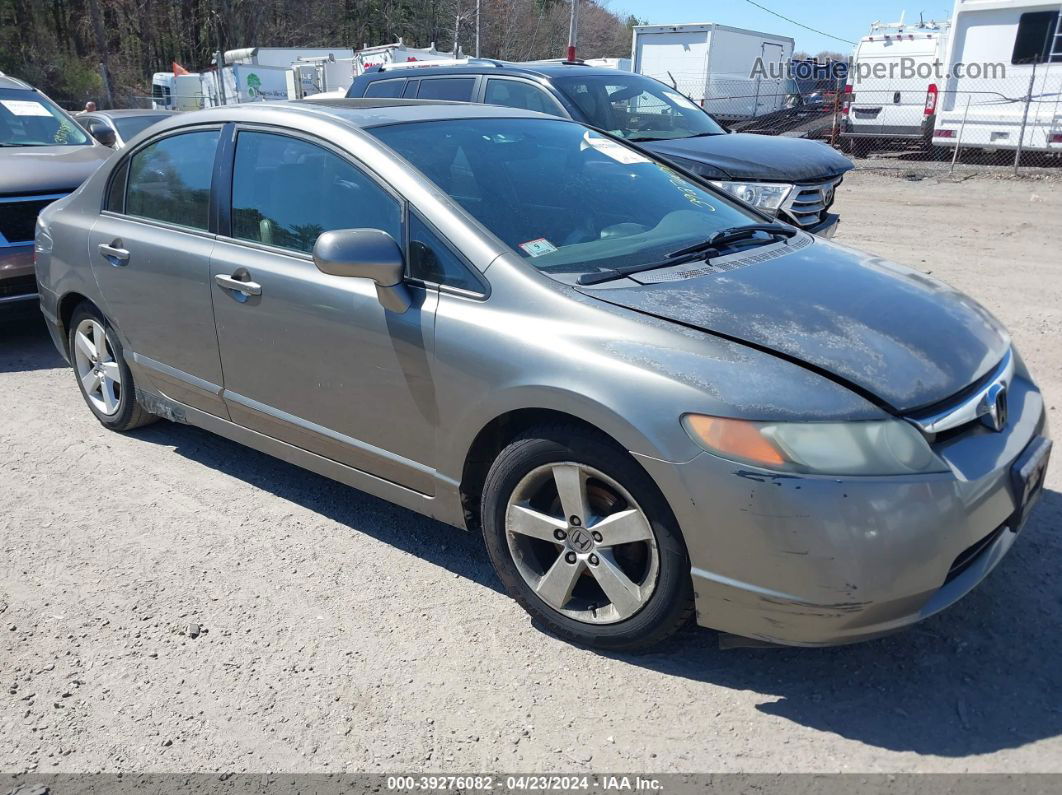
[
  {"xmin": 0, "ymin": 244, "xmax": 39, "ymax": 316},
  {"xmin": 800, "ymin": 211, "xmax": 839, "ymax": 238},
  {"xmin": 636, "ymin": 374, "xmax": 1048, "ymax": 646}
]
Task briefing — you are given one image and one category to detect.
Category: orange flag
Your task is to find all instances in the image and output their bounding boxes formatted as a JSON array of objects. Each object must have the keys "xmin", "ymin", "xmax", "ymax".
[{"xmin": 172, "ymin": 62, "xmax": 191, "ymax": 76}]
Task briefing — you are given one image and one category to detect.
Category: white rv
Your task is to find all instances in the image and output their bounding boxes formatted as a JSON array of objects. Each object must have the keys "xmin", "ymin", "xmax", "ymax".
[
  {"xmin": 630, "ymin": 23, "xmax": 794, "ymax": 120},
  {"xmin": 841, "ymin": 18, "xmax": 951, "ymax": 156},
  {"xmin": 934, "ymin": 0, "xmax": 1062, "ymax": 153}
]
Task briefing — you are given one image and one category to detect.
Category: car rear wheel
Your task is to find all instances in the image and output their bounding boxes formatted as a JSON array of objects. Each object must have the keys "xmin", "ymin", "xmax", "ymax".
[
  {"xmin": 481, "ymin": 424, "xmax": 693, "ymax": 651},
  {"xmin": 850, "ymin": 138, "xmax": 874, "ymax": 158},
  {"xmin": 68, "ymin": 304, "xmax": 156, "ymax": 432}
]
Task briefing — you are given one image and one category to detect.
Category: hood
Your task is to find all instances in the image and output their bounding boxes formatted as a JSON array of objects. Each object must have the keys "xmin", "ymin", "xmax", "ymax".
[
  {"xmin": 579, "ymin": 239, "xmax": 1009, "ymax": 413},
  {"xmin": 641, "ymin": 133, "xmax": 853, "ymax": 182},
  {"xmin": 0, "ymin": 144, "xmax": 111, "ymax": 195}
]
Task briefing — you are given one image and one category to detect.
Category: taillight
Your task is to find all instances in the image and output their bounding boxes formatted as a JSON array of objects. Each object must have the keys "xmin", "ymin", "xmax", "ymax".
[
  {"xmin": 842, "ymin": 84, "xmax": 853, "ymax": 116},
  {"xmin": 925, "ymin": 84, "xmax": 938, "ymax": 116},
  {"xmin": 1050, "ymin": 133, "xmax": 1062, "ymax": 144}
]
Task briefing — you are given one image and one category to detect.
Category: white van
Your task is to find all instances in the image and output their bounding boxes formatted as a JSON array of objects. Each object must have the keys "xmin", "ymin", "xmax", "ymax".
[
  {"xmin": 934, "ymin": 0, "xmax": 1062, "ymax": 154},
  {"xmin": 841, "ymin": 19, "xmax": 950, "ymax": 156}
]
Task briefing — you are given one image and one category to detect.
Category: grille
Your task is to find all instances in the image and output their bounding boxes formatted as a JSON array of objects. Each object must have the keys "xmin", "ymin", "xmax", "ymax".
[
  {"xmin": 783, "ymin": 177, "xmax": 842, "ymax": 227},
  {"xmin": 0, "ymin": 275, "xmax": 38, "ymax": 299},
  {"xmin": 944, "ymin": 524, "xmax": 1006, "ymax": 585},
  {"xmin": 0, "ymin": 196, "xmax": 64, "ymax": 245}
]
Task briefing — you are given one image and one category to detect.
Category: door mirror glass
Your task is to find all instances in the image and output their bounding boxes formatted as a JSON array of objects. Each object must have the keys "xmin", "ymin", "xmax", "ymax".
[
  {"xmin": 313, "ymin": 229, "xmax": 411, "ymax": 313},
  {"xmin": 89, "ymin": 121, "xmax": 117, "ymax": 147}
]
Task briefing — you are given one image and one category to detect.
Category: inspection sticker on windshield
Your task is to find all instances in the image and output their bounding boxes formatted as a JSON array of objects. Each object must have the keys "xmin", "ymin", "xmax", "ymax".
[
  {"xmin": 581, "ymin": 131, "xmax": 650, "ymax": 165},
  {"xmin": 0, "ymin": 100, "xmax": 53, "ymax": 117},
  {"xmin": 519, "ymin": 238, "xmax": 558, "ymax": 257}
]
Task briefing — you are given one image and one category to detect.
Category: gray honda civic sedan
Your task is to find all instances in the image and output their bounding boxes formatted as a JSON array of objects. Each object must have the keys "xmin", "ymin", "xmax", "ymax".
[{"xmin": 34, "ymin": 99, "xmax": 1050, "ymax": 649}]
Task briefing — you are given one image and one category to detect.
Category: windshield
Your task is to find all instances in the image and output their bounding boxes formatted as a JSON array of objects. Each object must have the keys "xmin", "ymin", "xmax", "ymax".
[
  {"xmin": 0, "ymin": 88, "xmax": 90, "ymax": 146},
  {"xmin": 369, "ymin": 118, "xmax": 757, "ymax": 280},
  {"xmin": 113, "ymin": 114, "xmax": 168, "ymax": 141},
  {"xmin": 552, "ymin": 73, "xmax": 726, "ymax": 141}
]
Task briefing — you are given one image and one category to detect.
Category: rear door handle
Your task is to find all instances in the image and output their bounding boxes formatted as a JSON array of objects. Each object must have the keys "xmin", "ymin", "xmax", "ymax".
[
  {"xmin": 215, "ymin": 273, "xmax": 262, "ymax": 296},
  {"xmin": 98, "ymin": 241, "xmax": 130, "ymax": 266}
]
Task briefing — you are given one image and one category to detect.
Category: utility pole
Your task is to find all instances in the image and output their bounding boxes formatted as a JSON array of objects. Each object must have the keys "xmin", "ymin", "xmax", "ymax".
[
  {"xmin": 567, "ymin": 0, "xmax": 580, "ymax": 62},
  {"xmin": 475, "ymin": 0, "xmax": 481, "ymax": 58},
  {"xmin": 213, "ymin": 9, "xmax": 227, "ymax": 107},
  {"xmin": 454, "ymin": 5, "xmax": 461, "ymax": 58},
  {"xmin": 87, "ymin": 0, "xmax": 114, "ymax": 108}
]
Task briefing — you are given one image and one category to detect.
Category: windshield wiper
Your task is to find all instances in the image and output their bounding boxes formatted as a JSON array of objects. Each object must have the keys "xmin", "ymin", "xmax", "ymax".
[
  {"xmin": 577, "ymin": 224, "xmax": 797, "ymax": 287},
  {"xmin": 667, "ymin": 223, "xmax": 796, "ymax": 259},
  {"xmin": 577, "ymin": 248, "xmax": 717, "ymax": 286}
]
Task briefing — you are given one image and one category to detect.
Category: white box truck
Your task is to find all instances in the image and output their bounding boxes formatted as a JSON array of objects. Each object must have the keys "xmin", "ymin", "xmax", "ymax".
[
  {"xmin": 934, "ymin": 0, "xmax": 1062, "ymax": 154},
  {"xmin": 840, "ymin": 18, "xmax": 950, "ymax": 156},
  {"xmin": 630, "ymin": 23, "xmax": 794, "ymax": 120},
  {"xmin": 353, "ymin": 40, "xmax": 454, "ymax": 76},
  {"xmin": 153, "ymin": 47, "xmax": 355, "ymax": 109}
]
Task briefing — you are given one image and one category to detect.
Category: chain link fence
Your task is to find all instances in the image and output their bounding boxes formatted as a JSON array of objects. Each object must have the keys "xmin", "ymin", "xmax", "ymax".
[{"xmin": 668, "ymin": 52, "xmax": 1061, "ymax": 176}]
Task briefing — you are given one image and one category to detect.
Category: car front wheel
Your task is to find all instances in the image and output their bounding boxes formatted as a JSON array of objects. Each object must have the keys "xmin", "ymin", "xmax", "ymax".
[{"xmin": 481, "ymin": 425, "xmax": 693, "ymax": 651}]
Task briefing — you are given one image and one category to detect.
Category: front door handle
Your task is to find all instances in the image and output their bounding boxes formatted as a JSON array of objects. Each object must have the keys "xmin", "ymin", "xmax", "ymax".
[
  {"xmin": 215, "ymin": 273, "xmax": 262, "ymax": 296},
  {"xmin": 98, "ymin": 241, "xmax": 129, "ymax": 266}
]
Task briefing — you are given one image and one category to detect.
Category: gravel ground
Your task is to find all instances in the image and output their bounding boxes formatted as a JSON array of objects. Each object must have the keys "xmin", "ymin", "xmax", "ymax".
[{"xmin": 1, "ymin": 171, "xmax": 1060, "ymax": 775}]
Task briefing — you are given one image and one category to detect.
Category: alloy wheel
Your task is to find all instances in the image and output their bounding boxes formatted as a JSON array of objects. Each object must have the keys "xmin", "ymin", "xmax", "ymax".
[
  {"xmin": 73, "ymin": 318, "xmax": 122, "ymax": 416},
  {"xmin": 505, "ymin": 462, "xmax": 660, "ymax": 624}
]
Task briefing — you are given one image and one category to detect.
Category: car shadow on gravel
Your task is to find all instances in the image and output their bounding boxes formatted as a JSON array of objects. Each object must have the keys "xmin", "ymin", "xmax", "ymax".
[
  {"xmin": 612, "ymin": 488, "xmax": 1062, "ymax": 758},
  {"xmin": 0, "ymin": 315, "xmax": 65, "ymax": 373},
  {"xmin": 128, "ymin": 420, "xmax": 505, "ymax": 594},
  {"xmin": 133, "ymin": 411, "xmax": 1062, "ymax": 758}
]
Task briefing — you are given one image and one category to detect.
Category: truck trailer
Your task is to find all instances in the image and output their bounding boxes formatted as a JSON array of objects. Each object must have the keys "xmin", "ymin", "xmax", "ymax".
[{"xmin": 630, "ymin": 23, "xmax": 795, "ymax": 120}]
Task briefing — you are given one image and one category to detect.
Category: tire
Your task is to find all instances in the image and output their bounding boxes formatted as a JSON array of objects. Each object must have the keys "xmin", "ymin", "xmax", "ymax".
[
  {"xmin": 850, "ymin": 138, "xmax": 873, "ymax": 158},
  {"xmin": 67, "ymin": 302, "xmax": 157, "ymax": 432},
  {"xmin": 481, "ymin": 424, "xmax": 694, "ymax": 651}
]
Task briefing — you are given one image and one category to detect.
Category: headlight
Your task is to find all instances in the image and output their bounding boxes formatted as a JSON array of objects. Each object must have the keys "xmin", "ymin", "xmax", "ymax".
[
  {"xmin": 682, "ymin": 414, "xmax": 949, "ymax": 476},
  {"xmin": 709, "ymin": 181, "xmax": 793, "ymax": 213}
]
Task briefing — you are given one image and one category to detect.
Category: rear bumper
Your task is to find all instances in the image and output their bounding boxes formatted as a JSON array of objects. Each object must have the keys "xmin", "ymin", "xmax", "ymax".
[
  {"xmin": 635, "ymin": 375, "xmax": 1049, "ymax": 646},
  {"xmin": 841, "ymin": 116, "xmax": 935, "ymax": 141}
]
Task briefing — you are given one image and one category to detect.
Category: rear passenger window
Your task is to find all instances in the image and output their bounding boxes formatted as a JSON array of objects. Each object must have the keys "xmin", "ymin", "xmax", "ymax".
[
  {"xmin": 230, "ymin": 131, "xmax": 401, "ymax": 253},
  {"xmin": 105, "ymin": 158, "xmax": 129, "ymax": 213},
  {"xmin": 408, "ymin": 212, "xmax": 485, "ymax": 293},
  {"xmin": 364, "ymin": 79, "xmax": 406, "ymax": 98},
  {"xmin": 417, "ymin": 78, "xmax": 476, "ymax": 101},
  {"xmin": 125, "ymin": 130, "xmax": 219, "ymax": 230},
  {"xmin": 484, "ymin": 79, "xmax": 565, "ymax": 116}
]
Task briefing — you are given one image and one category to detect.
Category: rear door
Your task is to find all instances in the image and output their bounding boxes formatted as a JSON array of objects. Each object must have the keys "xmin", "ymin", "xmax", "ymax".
[
  {"xmin": 208, "ymin": 126, "xmax": 440, "ymax": 494},
  {"xmin": 88, "ymin": 126, "xmax": 227, "ymax": 416}
]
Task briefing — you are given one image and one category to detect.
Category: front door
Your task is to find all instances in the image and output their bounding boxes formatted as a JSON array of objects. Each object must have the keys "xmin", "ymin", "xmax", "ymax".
[
  {"xmin": 88, "ymin": 127, "xmax": 227, "ymax": 416},
  {"xmin": 209, "ymin": 128, "xmax": 439, "ymax": 494}
]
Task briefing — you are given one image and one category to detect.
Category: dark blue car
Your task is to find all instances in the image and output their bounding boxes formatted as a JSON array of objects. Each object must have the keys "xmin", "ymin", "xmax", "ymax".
[{"xmin": 347, "ymin": 59, "xmax": 853, "ymax": 236}]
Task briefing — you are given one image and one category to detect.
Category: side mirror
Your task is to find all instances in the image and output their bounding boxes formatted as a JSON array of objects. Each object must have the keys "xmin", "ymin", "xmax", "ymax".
[
  {"xmin": 312, "ymin": 228, "xmax": 411, "ymax": 314},
  {"xmin": 89, "ymin": 122, "xmax": 116, "ymax": 148}
]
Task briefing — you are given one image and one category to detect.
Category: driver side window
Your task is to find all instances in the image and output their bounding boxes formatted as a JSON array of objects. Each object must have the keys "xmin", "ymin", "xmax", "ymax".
[{"xmin": 231, "ymin": 131, "xmax": 401, "ymax": 253}]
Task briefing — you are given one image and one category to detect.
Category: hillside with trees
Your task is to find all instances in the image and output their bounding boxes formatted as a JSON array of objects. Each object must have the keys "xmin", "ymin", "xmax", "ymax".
[{"xmin": 0, "ymin": 0, "xmax": 639, "ymax": 108}]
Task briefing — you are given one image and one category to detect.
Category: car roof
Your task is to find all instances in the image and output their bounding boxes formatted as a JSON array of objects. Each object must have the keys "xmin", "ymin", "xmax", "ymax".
[
  {"xmin": 125, "ymin": 98, "xmax": 565, "ymax": 144},
  {"xmin": 90, "ymin": 109, "xmax": 179, "ymax": 119},
  {"xmin": 0, "ymin": 74, "xmax": 36, "ymax": 91},
  {"xmin": 358, "ymin": 62, "xmax": 631, "ymax": 82},
  {"xmin": 288, "ymin": 97, "xmax": 556, "ymax": 126}
]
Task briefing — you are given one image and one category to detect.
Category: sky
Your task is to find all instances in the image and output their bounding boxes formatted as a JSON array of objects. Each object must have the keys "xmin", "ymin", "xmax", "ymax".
[{"xmin": 614, "ymin": 0, "xmax": 957, "ymax": 56}]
